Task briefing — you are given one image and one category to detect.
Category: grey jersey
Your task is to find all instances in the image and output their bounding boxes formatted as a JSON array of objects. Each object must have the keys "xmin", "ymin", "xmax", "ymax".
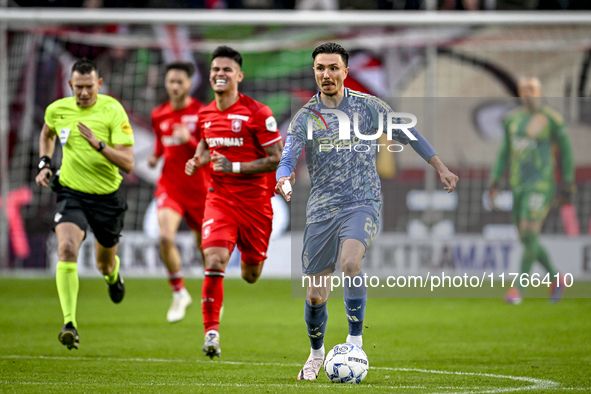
[{"xmin": 279, "ymin": 88, "xmax": 415, "ymax": 223}]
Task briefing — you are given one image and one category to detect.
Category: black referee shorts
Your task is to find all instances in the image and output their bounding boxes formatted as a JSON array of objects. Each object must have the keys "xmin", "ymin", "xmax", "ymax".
[{"xmin": 53, "ymin": 185, "xmax": 128, "ymax": 248}]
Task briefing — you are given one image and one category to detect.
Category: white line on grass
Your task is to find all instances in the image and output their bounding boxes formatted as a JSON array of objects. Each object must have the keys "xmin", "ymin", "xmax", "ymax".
[
  {"xmin": 386, "ymin": 367, "xmax": 560, "ymax": 394},
  {"xmin": 0, "ymin": 354, "xmax": 566, "ymax": 393}
]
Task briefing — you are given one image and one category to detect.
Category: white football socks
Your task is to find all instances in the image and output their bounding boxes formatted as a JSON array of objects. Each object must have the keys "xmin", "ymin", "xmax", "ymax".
[
  {"xmin": 311, "ymin": 345, "xmax": 325, "ymax": 359},
  {"xmin": 347, "ymin": 334, "xmax": 363, "ymax": 349}
]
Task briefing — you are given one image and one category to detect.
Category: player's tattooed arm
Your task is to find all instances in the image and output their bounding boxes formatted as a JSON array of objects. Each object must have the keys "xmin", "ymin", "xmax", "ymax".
[{"xmin": 211, "ymin": 141, "xmax": 284, "ymax": 174}]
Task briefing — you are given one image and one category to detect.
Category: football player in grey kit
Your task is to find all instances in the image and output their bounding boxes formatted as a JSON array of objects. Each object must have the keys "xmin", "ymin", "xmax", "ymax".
[{"xmin": 276, "ymin": 43, "xmax": 459, "ymax": 381}]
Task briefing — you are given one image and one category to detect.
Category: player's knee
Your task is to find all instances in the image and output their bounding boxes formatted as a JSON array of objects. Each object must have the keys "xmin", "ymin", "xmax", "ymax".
[
  {"xmin": 159, "ymin": 233, "xmax": 175, "ymax": 250},
  {"xmin": 307, "ymin": 285, "xmax": 330, "ymax": 301},
  {"xmin": 341, "ymin": 259, "xmax": 361, "ymax": 277},
  {"xmin": 58, "ymin": 239, "xmax": 79, "ymax": 262},
  {"xmin": 240, "ymin": 257, "xmax": 263, "ymax": 283},
  {"xmin": 203, "ymin": 250, "xmax": 227, "ymax": 270},
  {"xmin": 307, "ymin": 297, "xmax": 328, "ymax": 305},
  {"xmin": 242, "ymin": 270, "xmax": 259, "ymax": 284}
]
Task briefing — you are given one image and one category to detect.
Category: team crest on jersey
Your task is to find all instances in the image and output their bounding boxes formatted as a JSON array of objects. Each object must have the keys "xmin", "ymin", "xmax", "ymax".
[
  {"xmin": 231, "ymin": 119, "xmax": 242, "ymax": 133},
  {"xmin": 160, "ymin": 121, "xmax": 169, "ymax": 131},
  {"xmin": 181, "ymin": 115, "xmax": 198, "ymax": 132},
  {"xmin": 303, "ymin": 251, "xmax": 309, "ymax": 269}
]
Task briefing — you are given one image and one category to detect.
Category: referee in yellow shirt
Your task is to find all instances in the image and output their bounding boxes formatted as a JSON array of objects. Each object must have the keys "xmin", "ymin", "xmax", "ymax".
[{"xmin": 35, "ymin": 58, "xmax": 135, "ymax": 350}]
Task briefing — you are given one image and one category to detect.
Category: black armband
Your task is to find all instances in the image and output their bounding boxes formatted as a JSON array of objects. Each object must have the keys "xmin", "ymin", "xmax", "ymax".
[{"xmin": 37, "ymin": 156, "xmax": 52, "ymax": 174}]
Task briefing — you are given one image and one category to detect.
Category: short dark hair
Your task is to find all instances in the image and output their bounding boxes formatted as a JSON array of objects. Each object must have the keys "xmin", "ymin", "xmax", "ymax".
[
  {"xmin": 312, "ymin": 43, "xmax": 349, "ymax": 67},
  {"xmin": 165, "ymin": 61, "xmax": 195, "ymax": 78},
  {"xmin": 211, "ymin": 45, "xmax": 243, "ymax": 68},
  {"xmin": 71, "ymin": 57, "xmax": 98, "ymax": 76}
]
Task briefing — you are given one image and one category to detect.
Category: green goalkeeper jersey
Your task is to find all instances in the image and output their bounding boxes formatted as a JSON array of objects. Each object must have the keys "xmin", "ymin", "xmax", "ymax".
[
  {"xmin": 45, "ymin": 94, "xmax": 134, "ymax": 195},
  {"xmin": 491, "ymin": 105, "xmax": 574, "ymax": 192}
]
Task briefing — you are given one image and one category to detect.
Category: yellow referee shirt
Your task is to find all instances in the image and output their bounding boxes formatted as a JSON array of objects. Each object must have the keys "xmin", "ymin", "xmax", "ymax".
[{"xmin": 44, "ymin": 94, "xmax": 134, "ymax": 195}]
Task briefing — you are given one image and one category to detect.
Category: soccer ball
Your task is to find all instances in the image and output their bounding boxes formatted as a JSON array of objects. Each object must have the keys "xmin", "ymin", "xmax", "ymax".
[{"xmin": 324, "ymin": 343, "xmax": 369, "ymax": 383}]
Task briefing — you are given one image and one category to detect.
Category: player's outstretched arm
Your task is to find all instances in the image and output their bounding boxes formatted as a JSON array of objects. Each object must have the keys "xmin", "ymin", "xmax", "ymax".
[
  {"xmin": 210, "ymin": 141, "xmax": 283, "ymax": 174},
  {"xmin": 35, "ymin": 122, "xmax": 57, "ymax": 188},
  {"xmin": 554, "ymin": 125, "xmax": 575, "ymax": 205},
  {"xmin": 276, "ymin": 172, "xmax": 296, "ymax": 202},
  {"xmin": 428, "ymin": 155, "xmax": 459, "ymax": 193},
  {"xmin": 489, "ymin": 127, "xmax": 510, "ymax": 205},
  {"xmin": 488, "ymin": 137, "xmax": 508, "ymax": 209}
]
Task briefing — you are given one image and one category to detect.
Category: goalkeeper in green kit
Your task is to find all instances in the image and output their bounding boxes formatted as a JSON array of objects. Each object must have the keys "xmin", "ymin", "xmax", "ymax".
[{"xmin": 489, "ymin": 77, "xmax": 575, "ymax": 304}]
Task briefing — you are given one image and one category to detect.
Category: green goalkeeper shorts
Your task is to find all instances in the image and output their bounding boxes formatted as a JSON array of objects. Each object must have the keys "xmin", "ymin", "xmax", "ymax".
[{"xmin": 512, "ymin": 187, "xmax": 555, "ymax": 224}]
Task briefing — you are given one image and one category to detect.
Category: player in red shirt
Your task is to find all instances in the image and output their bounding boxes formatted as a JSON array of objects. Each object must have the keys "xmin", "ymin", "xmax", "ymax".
[
  {"xmin": 148, "ymin": 62, "xmax": 209, "ymax": 323},
  {"xmin": 185, "ymin": 46, "xmax": 283, "ymax": 359}
]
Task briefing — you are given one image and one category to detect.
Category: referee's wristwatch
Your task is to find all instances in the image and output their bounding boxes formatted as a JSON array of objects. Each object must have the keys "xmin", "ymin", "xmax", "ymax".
[
  {"xmin": 97, "ymin": 141, "xmax": 106, "ymax": 152},
  {"xmin": 37, "ymin": 156, "xmax": 52, "ymax": 174}
]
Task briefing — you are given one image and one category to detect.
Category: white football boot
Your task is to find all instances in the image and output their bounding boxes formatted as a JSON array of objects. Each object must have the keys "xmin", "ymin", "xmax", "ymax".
[
  {"xmin": 346, "ymin": 334, "xmax": 363, "ymax": 349},
  {"xmin": 166, "ymin": 288, "xmax": 192, "ymax": 323},
  {"xmin": 203, "ymin": 330, "xmax": 221, "ymax": 359},
  {"xmin": 297, "ymin": 353, "xmax": 325, "ymax": 380}
]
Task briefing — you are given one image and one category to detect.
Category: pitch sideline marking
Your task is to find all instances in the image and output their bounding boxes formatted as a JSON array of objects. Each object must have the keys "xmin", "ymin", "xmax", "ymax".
[{"xmin": 0, "ymin": 354, "xmax": 565, "ymax": 393}]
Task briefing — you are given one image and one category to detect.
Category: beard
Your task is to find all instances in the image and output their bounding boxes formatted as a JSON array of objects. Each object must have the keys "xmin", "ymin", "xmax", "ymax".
[{"xmin": 321, "ymin": 84, "xmax": 339, "ymax": 96}]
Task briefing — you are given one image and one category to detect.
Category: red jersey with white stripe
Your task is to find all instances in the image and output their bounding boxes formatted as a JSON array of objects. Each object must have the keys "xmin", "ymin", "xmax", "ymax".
[
  {"xmin": 151, "ymin": 97, "xmax": 209, "ymax": 198},
  {"xmin": 199, "ymin": 93, "xmax": 281, "ymax": 203}
]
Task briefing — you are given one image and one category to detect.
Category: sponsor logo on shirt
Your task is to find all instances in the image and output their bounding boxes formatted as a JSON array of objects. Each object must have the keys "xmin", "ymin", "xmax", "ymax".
[
  {"xmin": 162, "ymin": 136, "xmax": 183, "ymax": 146},
  {"xmin": 227, "ymin": 114, "xmax": 249, "ymax": 121},
  {"xmin": 231, "ymin": 119, "xmax": 242, "ymax": 133},
  {"xmin": 265, "ymin": 116, "xmax": 277, "ymax": 132},
  {"xmin": 206, "ymin": 137, "xmax": 244, "ymax": 147},
  {"xmin": 181, "ymin": 115, "xmax": 198, "ymax": 123},
  {"xmin": 121, "ymin": 120, "xmax": 133, "ymax": 135}
]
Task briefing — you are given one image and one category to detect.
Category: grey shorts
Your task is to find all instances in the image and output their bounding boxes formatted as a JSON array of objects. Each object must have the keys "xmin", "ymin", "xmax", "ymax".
[{"xmin": 302, "ymin": 207, "xmax": 379, "ymax": 274}]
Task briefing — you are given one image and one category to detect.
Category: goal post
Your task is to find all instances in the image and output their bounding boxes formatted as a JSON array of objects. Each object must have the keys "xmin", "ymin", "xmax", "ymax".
[{"xmin": 2, "ymin": 8, "xmax": 591, "ymax": 26}]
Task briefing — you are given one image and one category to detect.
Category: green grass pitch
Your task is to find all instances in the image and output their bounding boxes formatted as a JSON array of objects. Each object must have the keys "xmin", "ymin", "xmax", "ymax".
[{"xmin": 0, "ymin": 277, "xmax": 590, "ymax": 393}]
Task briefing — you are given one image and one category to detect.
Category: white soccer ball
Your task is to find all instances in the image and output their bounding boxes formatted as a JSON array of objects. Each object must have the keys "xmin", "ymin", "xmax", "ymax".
[{"xmin": 324, "ymin": 343, "xmax": 369, "ymax": 383}]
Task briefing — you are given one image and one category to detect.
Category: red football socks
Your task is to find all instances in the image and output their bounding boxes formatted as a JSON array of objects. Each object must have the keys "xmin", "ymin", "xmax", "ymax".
[
  {"xmin": 202, "ymin": 269, "xmax": 225, "ymax": 333},
  {"xmin": 168, "ymin": 270, "xmax": 185, "ymax": 292}
]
